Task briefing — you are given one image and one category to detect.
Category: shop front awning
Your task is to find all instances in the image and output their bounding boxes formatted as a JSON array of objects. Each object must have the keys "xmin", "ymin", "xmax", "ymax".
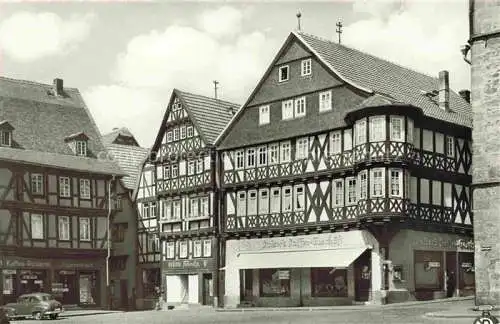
[{"xmin": 233, "ymin": 247, "xmax": 367, "ymax": 269}]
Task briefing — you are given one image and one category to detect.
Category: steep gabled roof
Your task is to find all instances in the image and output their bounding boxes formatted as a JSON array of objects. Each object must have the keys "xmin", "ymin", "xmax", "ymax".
[
  {"xmin": 0, "ymin": 76, "xmax": 123, "ymax": 175},
  {"xmin": 102, "ymin": 127, "xmax": 138, "ymax": 146}
]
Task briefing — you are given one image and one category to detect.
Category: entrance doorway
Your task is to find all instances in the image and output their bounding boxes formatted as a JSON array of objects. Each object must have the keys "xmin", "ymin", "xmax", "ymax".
[
  {"xmin": 55, "ymin": 270, "xmax": 78, "ymax": 305},
  {"xmin": 354, "ymin": 250, "xmax": 371, "ymax": 302},
  {"xmin": 202, "ymin": 273, "xmax": 213, "ymax": 305}
]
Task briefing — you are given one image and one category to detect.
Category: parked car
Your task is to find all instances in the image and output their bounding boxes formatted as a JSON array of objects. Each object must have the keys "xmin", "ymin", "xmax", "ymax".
[{"xmin": 1, "ymin": 293, "xmax": 63, "ymax": 320}]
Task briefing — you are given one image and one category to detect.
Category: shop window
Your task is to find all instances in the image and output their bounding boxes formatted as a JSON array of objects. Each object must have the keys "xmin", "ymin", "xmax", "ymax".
[
  {"xmin": 259, "ymin": 269, "xmax": 291, "ymax": 297},
  {"xmin": 311, "ymin": 268, "xmax": 348, "ymax": 297},
  {"xmin": 2, "ymin": 269, "xmax": 17, "ymax": 302},
  {"xmin": 19, "ymin": 270, "xmax": 47, "ymax": 295},
  {"xmin": 414, "ymin": 250, "xmax": 443, "ymax": 290}
]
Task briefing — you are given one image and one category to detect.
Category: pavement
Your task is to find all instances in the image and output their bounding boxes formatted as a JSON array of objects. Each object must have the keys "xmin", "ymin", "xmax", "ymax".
[{"xmin": 60, "ymin": 309, "xmax": 124, "ymax": 318}]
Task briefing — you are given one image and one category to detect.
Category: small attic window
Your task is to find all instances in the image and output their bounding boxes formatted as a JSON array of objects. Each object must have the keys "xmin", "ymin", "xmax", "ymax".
[
  {"xmin": 76, "ymin": 141, "xmax": 87, "ymax": 156},
  {"xmin": 279, "ymin": 65, "xmax": 289, "ymax": 82},
  {"xmin": 0, "ymin": 121, "xmax": 15, "ymax": 147},
  {"xmin": 64, "ymin": 132, "xmax": 89, "ymax": 157}
]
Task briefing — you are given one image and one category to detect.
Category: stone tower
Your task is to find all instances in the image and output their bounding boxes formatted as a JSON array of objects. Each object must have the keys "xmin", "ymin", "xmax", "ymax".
[{"xmin": 470, "ymin": 0, "xmax": 500, "ymax": 307}]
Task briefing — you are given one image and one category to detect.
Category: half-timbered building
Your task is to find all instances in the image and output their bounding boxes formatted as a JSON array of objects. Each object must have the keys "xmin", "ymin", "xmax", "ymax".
[
  {"xmin": 216, "ymin": 32, "xmax": 474, "ymax": 307},
  {"xmin": 145, "ymin": 89, "xmax": 239, "ymax": 308},
  {"xmin": 0, "ymin": 77, "xmax": 124, "ymax": 308},
  {"xmin": 102, "ymin": 127, "xmax": 149, "ymax": 310}
]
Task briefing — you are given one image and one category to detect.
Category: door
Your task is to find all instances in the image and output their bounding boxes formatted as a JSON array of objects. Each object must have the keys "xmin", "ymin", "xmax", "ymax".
[
  {"xmin": 202, "ymin": 274, "xmax": 213, "ymax": 305},
  {"xmin": 188, "ymin": 275, "xmax": 198, "ymax": 304},
  {"xmin": 120, "ymin": 280, "xmax": 128, "ymax": 309},
  {"xmin": 445, "ymin": 252, "xmax": 457, "ymax": 297},
  {"xmin": 354, "ymin": 250, "xmax": 371, "ymax": 302}
]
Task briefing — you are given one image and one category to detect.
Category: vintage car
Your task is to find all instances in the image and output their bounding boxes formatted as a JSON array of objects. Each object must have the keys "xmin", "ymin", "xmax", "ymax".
[{"xmin": 1, "ymin": 293, "xmax": 63, "ymax": 320}]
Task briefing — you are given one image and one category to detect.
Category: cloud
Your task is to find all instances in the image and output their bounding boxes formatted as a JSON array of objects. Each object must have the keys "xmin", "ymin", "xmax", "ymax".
[
  {"xmin": 198, "ymin": 6, "xmax": 244, "ymax": 38},
  {"xmin": 346, "ymin": 0, "xmax": 470, "ymax": 91},
  {"xmin": 0, "ymin": 11, "xmax": 94, "ymax": 62}
]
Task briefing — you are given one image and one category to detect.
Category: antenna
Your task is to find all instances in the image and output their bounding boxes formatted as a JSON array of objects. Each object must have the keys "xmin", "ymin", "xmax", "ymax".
[
  {"xmin": 296, "ymin": 12, "xmax": 302, "ymax": 31},
  {"xmin": 336, "ymin": 21, "xmax": 343, "ymax": 44},
  {"xmin": 213, "ymin": 80, "xmax": 219, "ymax": 99}
]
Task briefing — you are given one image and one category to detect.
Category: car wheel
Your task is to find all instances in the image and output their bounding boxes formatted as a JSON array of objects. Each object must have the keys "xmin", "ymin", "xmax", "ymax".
[
  {"xmin": 33, "ymin": 312, "xmax": 42, "ymax": 320},
  {"xmin": 50, "ymin": 314, "xmax": 58, "ymax": 320}
]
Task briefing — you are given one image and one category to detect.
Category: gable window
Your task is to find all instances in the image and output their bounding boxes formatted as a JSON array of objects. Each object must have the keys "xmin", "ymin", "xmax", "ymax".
[
  {"xmin": 31, "ymin": 214, "xmax": 44, "ymax": 239},
  {"xmin": 200, "ymin": 196, "xmax": 209, "ymax": 216},
  {"xmin": 75, "ymin": 141, "xmax": 87, "ymax": 157},
  {"xmin": 259, "ymin": 189, "xmax": 269, "ymax": 215},
  {"xmin": 330, "ymin": 131, "xmax": 341, "ymax": 155},
  {"xmin": 58, "ymin": 216, "xmax": 70, "ymax": 241},
  {"xmin": 246, "ymin": 148, "xmax": 256, "ymax": 168},
  {"xmin": 197, "ymin": 158, "xmax": 204, "ymax": 174},
  {"xmin": 301, "ymin": 58, "xmax": 312, "ymax": 76},
  {"xmin": 296, "ymin": 138, "xmax": 308, "ymax": 159},
  {"xmin": 190, "ymin": 198, "xmax": 199, "ymax": 218},
  {"xmin": 31, "ymin": 174, "xmax": 44, "ymax": 195},
  {"xmin": 79, "ymin": 217, "xmax": 90, "ymax": 241},
  {"xmin": 237, "ymin": 192, "xmax": 246, "ymax": 216},
  {"xmin": 79, "ymin": 179, "xmax": 91, "ymax": 199},
  {"xmin": 390, "ymin": 116, "xmax": 404, "ymax": 141},
  {"xmin": 203, "ymin": 239, "xmax": 212, "ymax": 257},
  {"xmin": 332, "ymin": 179, "xmax": 344, "ymax": 207},
  {"xmin": 179, "ymin": 241, "xmax": 188, "ymax": 258},
  {"xmin": 270, "ymin": 188, "xmax": 281, "ymax": 213},
  {"xmin": 1, "ymin": 131, "xmax": 11, "ymax": 146},
  {"xmin": 180, "ymin": 126, "xmax": 186, "ymax": 139},
  {"xmin": 282, "ymin": 187, "xmax": 292, "ymax": 212},
  {"xmin": 236, "ymin": 150, "xmax": 245, "ymax": 169},
  {"xmin": 166, "ymin": 242, "xmax": 175, "ymax": 259},
  {"xmin": 166, "ymin": 132, "xmax": 173, "ymax": 143},
  {"xmin": 390, "ymin": 169, "xmax": 403, "ymax": 197},
  {"xmin": 319, "ymin": 90, "xmax": 332, "ymax": 112},
  {"xmin": 371, "ymin": 168, "xmax": 385, "ymax": 198},
  {"xmin": 248, "ymin": 190, "xmax": 257, "ymax": 215},
  {"xmin": 162, "ymin": 200, "xmax": 171, "ymax": 220},
  {"xmin": 294, "ymin": 97, "xmax": 306, "ymax": 118},
  {"xmin": 355, "ymin": 120, "xmax": 367, "ymax": 145},
  {"xmin": 173, "ymin": 200, "xmax": 181, "ymax": 220},
  {"xmin": 279, "ymin": 65, "xmax": 289, "ymax": 82},
  {"xmin": 164, "ymin": 166, "xmax": 170, "ymax": 179},
  {"xmin": 171, "ymin": 164, "xmax": 179, "ymax": 178},
  {"xmin": 346, "ymin": 177, "xmax": 357, "ymax": 205},
  {"xmin": 258, "ymin": 146, "xmax": 267, "ymax": 166},
  {"xmin": 359, "ymin": 171, "xmax": 368, "ymax": 200},
  {"xmin": 187, "ymin": 126, "xmax": 194, "ymax": 138},
  {"xmin": 188, "ymin": 161, "xmax": 195, "ymax": 175},
  {"xmin": 193, "ymin": 240, "xmax": 202, "ymax": 258},
  {"xmin": 269, "ymin": 144, "xmax": 279, "ymax": 165},
  {"xmin": 281, "ymin": 142, "xmax": 291, "ymax": 163},
  {"xmin": 173, "ymin": 128, "xmax": 179, "ymax": 141},
  {"xmin": 59, "ymin": 177, "xmax": 71, "ymax": 198},
  {"xmin": 282, "ymin": 100, "xmax": 294, "ymax": 120},
  {"xmin": 446, "ymin": 137, "xmax": 454, "ymax": 157},
  {"xmin": 259, "ymin": 105, "xmax": 270, "ymax": 125},
  {"xmin": 294, "ymin": 185, "xmax": 305, "ymax": 211},
  {"xmin": 370, "ymin": 116, "xmax": 386, "ymax": 142}
]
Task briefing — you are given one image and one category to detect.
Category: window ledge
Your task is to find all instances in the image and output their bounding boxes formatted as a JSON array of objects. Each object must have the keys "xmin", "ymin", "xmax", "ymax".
[
  {"xmin": 187, "ymin": 216, "xmax": 210, "ymax": 221},
  {"xmin": 160, "ymin": 218, "xmax": 182, "ymax": 224}
]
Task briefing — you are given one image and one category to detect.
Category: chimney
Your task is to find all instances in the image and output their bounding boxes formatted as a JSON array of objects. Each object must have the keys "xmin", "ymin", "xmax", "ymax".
[
  {"xmin": 459, "ymin": 89, "xmax": 471, "ymax": 103},
  {"xmin": 438, "ymin": 70, "xmax": 450, "ymax": 110},
  {"xmin": 53, "ymin": 78, "xmax": 64, "ymax": 96}
]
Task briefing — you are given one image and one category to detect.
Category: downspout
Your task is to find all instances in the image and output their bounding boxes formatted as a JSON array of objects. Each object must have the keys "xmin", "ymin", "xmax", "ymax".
[{"xmin": 106, "ymin": 175, "xmax": 116, "ymax": 309}]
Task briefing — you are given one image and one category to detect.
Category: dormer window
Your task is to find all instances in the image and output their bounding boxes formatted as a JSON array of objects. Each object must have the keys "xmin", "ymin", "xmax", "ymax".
[
  {"xmin": 278, "ymin": 65, "xmax": 289, "ymax": 82},
  {"xmin": 0, "ymin": 121, "xmax": 14, "ymax": 147},
  {"xmin": 76, "ymin": 141, "xmax": 87, "ymax": 156},
  {"xmin": 64, "ymin": 132, "xmax": 89, "ymax": 157}
]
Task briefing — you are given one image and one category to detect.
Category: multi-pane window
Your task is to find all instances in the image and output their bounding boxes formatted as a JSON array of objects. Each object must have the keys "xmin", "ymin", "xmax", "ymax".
[
  {"xmin": 173, "ymin": 128, "xmax": 179, "ymax": 141},
  {"xmin": 279, "ymin": 65, "xmax": 289, "ymax": 82},
  {"xmin": 330, "ymin": 131, "xmax": 341, "ymax": 155},
  {"xmin": 359, "ymin": 171, "xmax": 368, "ymax": 200},
  {"xmin": 79, "ymin": 179, "xmax": 91, "ymax": 199},
  {"xmin": 269, "ymin": 144, "xmax": 279, "ymax": 165},
  {"xmin": 319, "ymin": 90, "xmax": 332, "ymax": 112},
  {"xmin": 188, "ymin": 161, "xmax": 195, "ymax": 175},
  {"xmin": 259, "ymin": 189, "xmax": 269, "ymax": 215},
  {"xmin": 282, "ymin": 100, "xmax": 294, "ymax": 120},
  {"xmin": 344, "ymin": 130, "xmax": 353, "ymax": 151},
  {"xmin": 333, "ymin": 180, "xmax": 344, "ymax": 207},
  {"xmin": 390, "ymin": 116, "xmax": 404, "ymax": 141},
  {"xmin": 355, "ymin": 120, "xmax": 367, "ymax": 145},
  {"xmin": 31, "ymin": 214, "xmax": 44, "ymax": 239},
  {"xmin": 197, "ymin": 159, "xmax": 204, "ymax": 174},
  {"xmin": 180, "ymin": 126, "xmax": 186, "ymax": 139},
  {"xmin": 166, "ymin": 242, "xmax": 175, "ymax": 259},
  {"xmin": 281, "ymin": 142, "xmax": 291, "ymax": 163},
  {"xmin": 370, "ymin": 116, "xmax": 386, "ymax": 142},
  {"xmin": 247, "ymin": 149, "xmax": 256, "ymax": 168},
  {"xmin": 166, "ymin": 132, "xmax": 173, "ymax": 143},
  {"xmin": 59, "ymin": 177, "xmax": 71, "ymax": 198},
  {"xmin": 258, "ymin": 146, "xmax": 267, "ymax": 166},
  {"xmin": 190, "ymin": 198, "xmax": 199, "ymax": 218},
  {"xmin": 79, "ymin": 217, "xmax": 90, "ymax": 241},
  {"xmin": 301, "ymin": 58, "xmax": 312, "ymax": 76},
  {"xmin": 390, "ymin": 169, "xmax": 403, "ymax": 197},
  {"xmin": 260, "ymin": 105, "xmax": 270, "ymax": 125},
  {"xmin": 187, "ymin": 126, "xmax": 194, "ymax": 138},
  {"xmin": 236, "ymin": 150, "xmax": 245, "ymax": 169},
  {"xmin": 203, "ymin": 240, "xmax": 212, "ymax": 257},
  {"xmin": 1, "ymin": 131, "xmax": 11, "ymax": 146},
  {"xmin": 237, "ymin": 192, "xmax": 246, "ymax": 216},
  {"xmin": 31, "ymin": 174, "xmax": 44, "ymax": 195},
  {"xmin": 407, "ymin": 119, "xmax": 414, "ymax": 144},
  {"xmin": 296, "ymin": 138, "xmax": 308, "ymax": 159},
  {"xmin": 149, "ymin": 202, "xmax": 157, "ymax": 218},
  {"xmin": 294, "ymin": 97, "xmax": 306, "ymax": 118},
  {"xmin": 346, "ymin": 178, "xmax": 357, "ymax": 204},
  {"xmin": 75, "ymin": 141, "xmax": 87, "ymax": 156},
  {"xmin": 371, "ymin": 168, "xmax": 385, "ymax": 197},
  {"xmin": 446, "ymin": 137, "xmax": 454, "ymax": 157},
  {"xmin": 162, "ymin": 200, "xmax": 171, "ymax": 220},
  {"xmin": 248, "ymin": 190, "xmax": 257, "ymax": 215},
  {"xmin": 200, "ymin": 196, "xmax": 209, "ymax": 216},
  {"xmin": 294, "ymin": 186, "xmax": 305, "ymax": 211},
  {"xmin": 179, "ymin": 241, "xmax": 188, "ymax": 258},
  {"xmin": 58, "ymin": 216, "xmax": 70, "ymax": 240},
  {"xmin": 193, "ymin": 241, "xmax": 202, "ymax": 257},
  {"xmin": 164, "ymin": 166, "xmax": 170, "ymax": 179},
  {"xmin": 171, "ymin": 164, "xmax": 179, "ymax": 178},
  {"xmin": 270, "ymin": 188, "xmax": 280, "ymax": 213},
  {"xmin": 282, "ymin": 187, "xmax": 292, "ymax": 212},
  {"xmin": 142, "ymin": 203, "xmax": 150, "ymax": 219},
  {"xmin": 173, "ymin": 200, "xmax": 181, "ymax": 219}
]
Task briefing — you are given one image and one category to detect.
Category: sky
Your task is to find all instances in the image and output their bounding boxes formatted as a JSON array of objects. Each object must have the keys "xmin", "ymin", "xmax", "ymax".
[{"xmin": 0, "ymin": 0, "xmax": 470, "ymax": 148}]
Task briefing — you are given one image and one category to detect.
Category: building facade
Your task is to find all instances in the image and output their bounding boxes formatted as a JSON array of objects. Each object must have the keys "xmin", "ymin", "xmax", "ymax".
[
  {"xmin": 0, "ymin": 77, "xmax": 124, "ymax": 307},
  {"xmin": 103, "ymin": 128, "xmax": 149, "ymax": 310},
  {"xmin": 216, "ymin": 32, "xmax": 474, "ymax": 307}
]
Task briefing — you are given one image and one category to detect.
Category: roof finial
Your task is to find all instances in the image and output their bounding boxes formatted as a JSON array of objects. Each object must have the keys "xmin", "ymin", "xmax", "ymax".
[
  {"xmin": 336, "ymin": 20, "xmax": 343, "ymax": 44},
  {"xmin": 296, "ymin": 12, "xmax": 302, "ymax": 31},
  {"xmin": 213, "ymin": 80, "xmax": 219, "ymax": 99}
]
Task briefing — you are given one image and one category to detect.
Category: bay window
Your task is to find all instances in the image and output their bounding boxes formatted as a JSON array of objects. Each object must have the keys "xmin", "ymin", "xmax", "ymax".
[
  {"xmin": 390, "ymin": 169, "xmax": 403, "ymax": 197},
  {"xmin": 359, "ymin": 171, "xmax": 368, "ymax": 200},
  {"xmin": 346, "ymin": 178, "xmax": 357, "ymax": 205},
  {"xmin": 259, "ymin": 189, "xmax": 269, "ymax": 214},
  {"xmin": 296, "ymin": 138, "xmax": 308, "ymax": 159},
  {"xmin": 269, "ymin": 144, "xmax": 279, "ymax": 165},
  {"xmin": 247, "ymin": 148, "xmax": 256, "ymax": 168},
  {"xmin": 330, "ymin": 131, "xmax": 341, "ymax": 155},
  {"xmin": 371, "ymin": 168, "xmax": 385, "ymax": 198},
  {"xmin": 390, "ymin": 116, "xmax": 404, "ymax": 141},
  {"xmin": 280, "ymin": 142, "xmax": 291, "ymax": 163},
  {"xmin": 270, "ymin": 188, "xmax": 281, "ymax": 213},
  {"xmin": 248, "ymin": 190, "xmax": 257, "ymax": 215},
  {"xmin": 294, "ymin": 185, "xmax": 305, "ymax": 211},
  {"xmin": 370, "ymin": 116, "xmax": 386, "ymax": 142},
  {"xmin": 332, "ymin": 179, "xmax": 344, "ymax": 207},
  {"xmin": 282, "ymin": 187, "xmax": 292, "ymax": 212},
  {"xmin": 258, "ymin": 146, "xmax": 268, "ymax": 166},
  {"xmin": 355, "ymin": 120, "xmax": 367, "ymax": 145}
]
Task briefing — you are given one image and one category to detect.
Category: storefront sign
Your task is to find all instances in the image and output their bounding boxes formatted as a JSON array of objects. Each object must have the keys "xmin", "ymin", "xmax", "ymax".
[
  {"xmin": 414, "ymin": 237, "xmax": 474, "ymax": 252},
  {"xmin": 461, "ymin": 262, "xmax": 473, "ymax": 268},
  {"xmin": 4, "ymin": 257, "xmax": 51, "ymax": 269},
  {"xmin": 163, "ymin": 258, "xmax": 214, "ymax": 271},
  {"xmin": 278, "ymin": 270, "xmax": 290, "ymax": 280},
  {"xmin": 428, "ymin": 261, "xmax": 441, "ymax": 268}
]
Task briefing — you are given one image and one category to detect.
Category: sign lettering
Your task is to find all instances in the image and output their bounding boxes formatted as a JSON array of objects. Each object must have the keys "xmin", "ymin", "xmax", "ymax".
[{"xmin": 163, "ymin": 259, "xmax": 214, "ymax": 270}]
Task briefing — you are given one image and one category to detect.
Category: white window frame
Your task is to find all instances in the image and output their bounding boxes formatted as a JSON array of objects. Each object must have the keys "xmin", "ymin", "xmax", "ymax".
[
  {"xmin": 370, "ymin": 116, "xmax": 386, "ymax": 142},
  {"xmin": 180, "ymin": 126, "xmax": 186, "ymax": 139},
  {"xmin": 319, "ymin": 90, "xmax": 332, "ymax": 112},
  {"xmin": 203, "ymin": 239, "xmax": 212, "ymax": 257},
  {"xmin": 330, "ymin": 131, "xmax": 341, "ymax": 155},
  {"xmin": 358, "ymin": 171, "xmax": 368, "ymax": 200},
  {"xmin": 259, "ymin": 189, "xmax": 269, "ymax": 215},
  {"xmin": 79, "ymin": 217, "xmax": 91, "ymax": 241},
  {"xmin": 390, "ymin": 169, "xmax": 403, "ymax": 198},
  {"xmin": 371, "ymin": 168, "xmax": 386, "ymax": 198},
  {"xmin": 200, "ymin": 196, "xmax": 209, "ymax": 217},
  {"xmin": 173, "ymin": 128, "xmax": 179, "ymax": 141},
  {"xmin": 166, "ymin": 242, "xmax": 175, "ymax": 259},
  {"xmin": 282, "ymin": 186, "xmax": 292, "ymax": 212},
  {"xmin": 31, "ymin": 173, "xmax": 44, "ymax": 195},
  {"xmin": 270, "ymin": 188, "xmax": 281, "ymax": 213},
  {"xmin": 301, "ymin": 58, "xmax": 312, "ymax": 76},
  {"xmin": 162, "ymin": 200, "xmax": 171, "ymax": 220},
  {"xmin": 355, "ymin": 119, "xmax": 367, "ymax": 145},
  {"xmin": 31, "ymin": 214, "xmax": 44, "ymax": 239},
  {"xmin": 332, "ymin": 179, "xmax": 344, "ymax": 207},
  {"xmin": 258, "ymin": 146, "xmax": 267, "ymax": 166},
  {"xmin": 237, "ymin": 191, "xmax": 246, "ymax": 216},
  {"xmin": 193, "ymin": 240, "xmax": 202, "ymax": 258},
  {"xmin": 346, "ymin": 177, "xmax": 357, "ymax": 205},
  {"xmin": 75, "ymin": 140, "xmax": 87, "ymax": 156},
  {"xmin": 296, "ymin": 138, "xmax": 308, "ymax": 160},
  {"xmin": 164, "ymin": 166, "xmax": 170, "ymax": 179},
  {"xmin": 446, "ymin": 136, "xmax": 454, "ymax": 157},
  {"xmin": 187, "ymin": 126, "xmax": 194, "ymax": 138},
  {"xmin": 187, "ymin": 161, "xmax": 195, "ymax": 176},
  {"xmin": 407, "ymin": 119, "xmax": 414, "ymax": 144},
  {"xmin": 236, "ymin": 150, "xmax": 245, "ymax": 169},
  {"xmin": 59, "ymin": 177, "xmax": 71, "ymax": 198},
  {"xmin": 269, "ymin": 144, "xmax": 279, "ymax": 165},
  {"xmin": 278, "ymin": 65, "xmax": 289, "ymax": 82},
  {"xmin": 166, "ymin": 132, "xmax": 173, "ymax": 143},
  {"xmin": 344, "ymin": 130, "xmax": 353, "ymax": 151},
  {"xmin": 280, "ymin": 142, "xmax": 291, "ymax": 163},
  {"xmin": 171, "ymin": 164, "xmax": 179, "ymax": 178},
  {"xmin": 259, "ymin": 105, "xmax": 270, "ymax": 125},
  {"xmin": 282, "ymin": 100, "xmax": 294, "ymax": 120},
  {"xmin": 197, "ymin": 158, "xmax": 204, "ymax": 174},
  {"xmin": 1, "ymin": 131, "xmax": 11, "ymax": 146},
  {"xmin": 58, "ymin": 216, "xmax": 70, "ymax": 241},
  {"xmin": 142, "ymin": 203, "xmax": 150, "ymax": 219},
  {"xmin": 248, "ymin": 190, "xmax": 257, "ymax": 215},
  {"xmin": 390, "ymin": 116, "xmax": 404, "ymax": 142},
  {"xmin": 79, "ymin": 179, "xmax": 91, "ymax": 199},
  {"xmin": 294, "ymin": 96, "xmax": 306, "ymax": 118},
  {"xmin": 179, "ymin": 241, "xmax": 188, "ymax": 258},
  {"xmin": 190, "ymin": 198, "xmax": 199, "ymax": 218},
  {"xmin": 149, "ymin": 202, "xmax": 157, "ymax": 218},
  {"xmin": 173, "ymin": 200, "xmax": 181, "ymax": 220},
  {"xmin": 246, "ymin": 148, "xmax": 256, "ymax": 168},
  {"xmin": 294, "ymin": 185, "xmax": 305, "ymax": 211}
]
